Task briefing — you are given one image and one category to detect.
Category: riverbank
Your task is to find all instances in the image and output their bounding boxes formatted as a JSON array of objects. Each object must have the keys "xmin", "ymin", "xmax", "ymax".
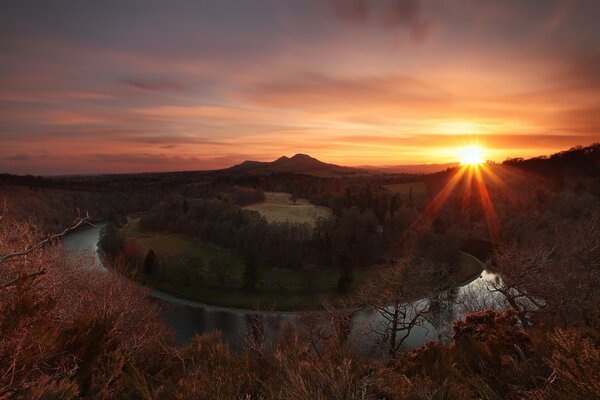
[
  {"xmin": 149, "ymin": 252, "xmax": 483, "ymax": 310},
  {"xmin": 63, "ymin": 222, "xmax": 494, "ymax": 348},
  {"xmin": 116, "ymin": 218, "xmax": 484, "ymax": 310}
]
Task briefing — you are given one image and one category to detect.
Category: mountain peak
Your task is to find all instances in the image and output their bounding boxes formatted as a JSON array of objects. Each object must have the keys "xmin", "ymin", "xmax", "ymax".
[
  {"xmin": 240, "ymin": 160, "xmax": 258, "ymax": 165},
  {"xmin": 279, "ymin": 153, "xmax": 322, "ymax": 167},
  {"xmin": 274, "ymin": 154, "xmax": 314, "ymax": 164},
  {"xmin": 274, "ymin": 155, "xmax": 290, "ymax": 163},
  {"xmin": 290, "ymin": 153, "xmax": 313, "ymax": 160},
  {"xmin": 220, "ymin": 153, "xmax": 362, "ymax": 176}
]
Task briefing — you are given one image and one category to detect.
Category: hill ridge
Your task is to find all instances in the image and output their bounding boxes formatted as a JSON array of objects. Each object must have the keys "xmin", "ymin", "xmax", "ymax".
[{"xmin": 223, "ymin": 154, "xmax": 361, "ymax": 176}]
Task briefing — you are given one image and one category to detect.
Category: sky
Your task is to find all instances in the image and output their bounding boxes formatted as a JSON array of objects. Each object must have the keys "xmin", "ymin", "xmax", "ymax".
[{"xmin": 1, "ymin": 0, "xmax": 599, "ymax": 175}]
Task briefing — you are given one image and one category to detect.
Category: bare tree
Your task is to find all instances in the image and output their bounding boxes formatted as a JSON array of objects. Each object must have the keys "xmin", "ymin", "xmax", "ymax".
[
  {"xmin": 358, "ymin": 259, "xmax": 435, "ymax": 358},
  {"xmin": 244, "ymin": 312, "xmax": 268, "ymax": 356},
  {"xmin": 487, "ymin": 242, "xmax": 552, "ymax": 327},
  {"xmin": 0, "ymin": 213, "xmax": 170, "ymax": 398},
  {"xmin": 489, "ymin": 212, "xmax": 600, "ymax": 331},
  {"xmin": 0, "ymin": 210, "xmax": 92, "ymax": 289},
  {"xmin": 290, "ymin": 299, "xmax": 358, "ymax": 361},
  {"xmin": 551, "ymin": 214, "xmax": 600, "ymax": 331}
]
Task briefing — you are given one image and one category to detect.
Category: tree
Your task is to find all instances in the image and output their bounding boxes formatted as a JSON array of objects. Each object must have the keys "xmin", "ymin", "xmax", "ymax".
[
  {"xmin": 182, "ymin": 255, "xmax": 204, "ymax": 286},
  {"xmin": 107, "ymin": 209, "xmax": 119, "ymax": 225},
  {"xmin": 98, "ymin": 222, "xmax": 123, "ymax": 257},
  {"xmin": 359, "ymin": 260, "xmax": 435, "ymax": 358},
  {"xmin": 489, "ymin": 214, "xmax": 600, "ymax": 331},
  {"xmin": 144, "ymin": 249, "xmax": 158, "ymax": 275},
  {"xmin": 210, "ymin": 253, "xmax": 235, "ymax": 287},
  {"xmin": 302, "ymin": 265, "xmax": 317, "ymax": 293},
  {"xmin": 336, "ymin": 255, "xmax": 353, "ymax": 293},
  {"xmin": 0, "ymin": 212, "xmax": 92, "ymax": 289},
  {"xmin": 0, "ymin": 215, "xmax": 172, "ymax": 398},
  {"xmin": 242, "ymin": 251, "xmax": 261, "ymax": 291}
]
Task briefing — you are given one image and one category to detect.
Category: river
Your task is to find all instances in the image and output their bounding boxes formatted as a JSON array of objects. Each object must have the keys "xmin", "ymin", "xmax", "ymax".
[{"xmin": 62, "ymin": 223, "xmax": 502, "ymax": 351}]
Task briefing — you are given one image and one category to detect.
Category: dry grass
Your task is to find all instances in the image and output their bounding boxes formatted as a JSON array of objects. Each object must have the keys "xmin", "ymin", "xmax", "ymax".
[
  {"xmin": 0, "ymin": 218, "xmax": 171, "ymax": 399},
  {"xmin": 3, "ymin": 216, "xmax": 599, "ymax": 399},
  {"xmin": 244, "ymin": 192, "xmax": 332, "ymax": 227}
]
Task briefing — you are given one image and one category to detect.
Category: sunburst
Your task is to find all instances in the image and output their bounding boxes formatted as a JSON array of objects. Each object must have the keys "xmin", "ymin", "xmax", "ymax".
[{"xmin": 458, "ymin": 145, "xmax": 485, "ymax": 166}]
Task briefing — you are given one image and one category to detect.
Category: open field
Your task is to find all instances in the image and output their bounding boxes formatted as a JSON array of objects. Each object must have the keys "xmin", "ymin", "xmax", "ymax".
[
  {"xmin": 384, "ymin": 181, "xmax": 428, "ymax": 205},
  {"xmin": 244, "ymin": 192, "xmax": 331, "ymax": 226},
  {"xmin": 119, "ymin": 219, "xmax": 484, "ymax": 310},
  {"xmin": 120, "ymin": 218, "xmax": 378, "ymax": 309},
  {"xmin": 122, "ymin": 220, "xmax": 242, "ymax": 270}
]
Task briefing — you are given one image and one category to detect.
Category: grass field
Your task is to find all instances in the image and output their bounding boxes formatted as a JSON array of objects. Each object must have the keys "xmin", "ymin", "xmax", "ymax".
[
  {"xmin": 384, "ymin": 181, "xmax": 428, "ymax": 205},
  {"xmin": 119, "ymin": 218, "xmax": 484, "ymax": 310},
  {"xmin": 121, "ymin": 219, "xmax": 242, "ymax": 272},
  {"xmin": 244, "ymin": 192, "xmax": 331, "ymax": 226},
  {"xmin": 120, "ymin": 218, "xmax": 379, "ymax": 309}
]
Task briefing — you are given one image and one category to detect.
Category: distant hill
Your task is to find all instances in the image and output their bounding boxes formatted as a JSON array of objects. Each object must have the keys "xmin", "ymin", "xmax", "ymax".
[
  {"xmin": 219, "ymin": 154, "xmax": 459, "ymax": 176},
  {"xmin": 357, "ymin": 163, "xmax": 459, "ymax": 174},
  {"xmin": 218, "ymin": 153, "xmax": 363, "ymax": 176}
]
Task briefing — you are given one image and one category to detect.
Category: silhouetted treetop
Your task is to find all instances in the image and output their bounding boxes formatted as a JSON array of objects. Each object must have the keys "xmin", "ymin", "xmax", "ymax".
[{"xmin": 503, "ymin": 142, "xmax": 600, "ymax": 178}]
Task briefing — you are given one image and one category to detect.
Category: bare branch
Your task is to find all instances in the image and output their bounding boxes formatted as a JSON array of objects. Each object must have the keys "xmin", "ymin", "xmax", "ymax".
[
  {"xmin": 358, "ymin": 259, "xmax": 439, "ymax": 358},
  {"xmin": 0, "ymin": 213, "xmax": 93, "ymax": 264},
  {"xmin": 0, "ymin": 268, "xmax": 46, "ymax": 290}
]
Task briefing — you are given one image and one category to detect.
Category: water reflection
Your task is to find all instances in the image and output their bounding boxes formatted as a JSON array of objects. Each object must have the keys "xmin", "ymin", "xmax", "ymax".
[{"xmin": 63, "ymin": 224, "xmax": 504, "ymax": 352}]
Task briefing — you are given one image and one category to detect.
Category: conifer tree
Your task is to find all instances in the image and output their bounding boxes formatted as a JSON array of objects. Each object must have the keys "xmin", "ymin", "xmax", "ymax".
[
  {"xmin": 242, "ymin": 251, "xmax": 261, "ymax": 290},
  {"xmin": 144, "ymin": 248, "xmax": 158, "ymax": 275}
]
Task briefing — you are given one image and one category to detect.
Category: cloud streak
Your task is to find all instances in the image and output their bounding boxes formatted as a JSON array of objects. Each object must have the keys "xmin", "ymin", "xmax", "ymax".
[
  {"xmin": 0, "ymin": 0, "xmax": 599, "ymax": 174},
  {"xmin": 330, "ymin": 0, "xmax": 431, "ymax": 40}
]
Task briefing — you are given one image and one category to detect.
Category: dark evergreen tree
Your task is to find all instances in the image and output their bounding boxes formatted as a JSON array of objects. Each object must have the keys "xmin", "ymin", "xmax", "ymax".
[
  {"xmin": 107, "ymin": 209, "xmax": 118, "ymax": 225},
  {"xmin": 242, "ymin": 251, "xmax": 261, "ymax": 291},
  {"xmin": 337, "ymin": 255, "xmax": 353, "ymax": 293},
  {"xmin": 144, "ymin": 249, "xmax": 158, "ymax": 275}
]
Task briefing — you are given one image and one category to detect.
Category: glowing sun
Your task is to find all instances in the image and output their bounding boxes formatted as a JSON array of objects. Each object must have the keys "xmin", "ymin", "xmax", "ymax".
[{"xmin": 459, "ymin": 145, "xmax": 485, "ymax": 166}]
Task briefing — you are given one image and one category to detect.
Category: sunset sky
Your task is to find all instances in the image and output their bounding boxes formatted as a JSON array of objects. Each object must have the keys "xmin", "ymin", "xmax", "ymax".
[{"xmin": 1, "ymin": 0, "xmax": 599, "ymax": 174}]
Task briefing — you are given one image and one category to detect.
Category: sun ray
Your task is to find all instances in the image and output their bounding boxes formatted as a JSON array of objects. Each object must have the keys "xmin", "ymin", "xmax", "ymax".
[
  {"xmin": 473, "ymin": 165, "xmax": 502, "ymax": 243},
  {"xmin": 477, "ymin": 163, "xmax": 520, "ymax": 207},
  {"xmin": 397, "ymin": 143, "xmax": 510, "ymax": 258},
  {"xmin": 461, "ymin": 163, "xmax": 475, "ymax": 212},
  {"xmin": 399, "ymin": 166, "xmax": 468, "ymax": 256},
  {"xmin": 478, "ymin": 163, "xmax": 507, "ymax": 190}
]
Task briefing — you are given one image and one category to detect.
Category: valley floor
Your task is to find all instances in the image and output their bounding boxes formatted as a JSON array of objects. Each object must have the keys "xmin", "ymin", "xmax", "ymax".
[{"xmin": 118, "ymin": 218, "xmax": 483, "ymax": 310}]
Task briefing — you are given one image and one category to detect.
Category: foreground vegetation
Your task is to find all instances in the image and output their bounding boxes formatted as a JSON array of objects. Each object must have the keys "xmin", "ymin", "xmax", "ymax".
[{"xmin": 1, "ymin": 215, "xmax": 598, "ymax": 399}]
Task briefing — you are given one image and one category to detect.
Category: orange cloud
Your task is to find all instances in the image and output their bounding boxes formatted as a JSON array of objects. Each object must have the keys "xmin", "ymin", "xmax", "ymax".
[{"xmin": 1, "ymin": 0, "xmax": 599, "ymax": 174}]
